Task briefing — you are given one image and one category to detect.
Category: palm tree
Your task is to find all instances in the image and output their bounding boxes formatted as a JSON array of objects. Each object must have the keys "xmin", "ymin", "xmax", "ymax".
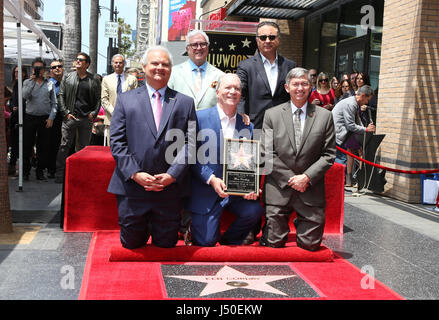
[
  {"xmin": 0, "ymin": 0, "xmax": 13, "ymax": 233},
  {"xmin": 63, "ymin": 0, "xmax": 82, "ymax": 72},
  {"xmin": 89, "ymin": 0, "xmax": 99, "ymax": 74}
]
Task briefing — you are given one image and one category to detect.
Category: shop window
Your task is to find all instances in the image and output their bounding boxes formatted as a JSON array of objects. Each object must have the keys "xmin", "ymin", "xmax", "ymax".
[{"xmin": 304, "ymin": 15, "xmax": 320, "ymax": 70}]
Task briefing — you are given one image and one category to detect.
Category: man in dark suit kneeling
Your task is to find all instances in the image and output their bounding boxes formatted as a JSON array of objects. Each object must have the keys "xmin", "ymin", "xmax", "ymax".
[{"xmin": 108, "ymin": 46, "xmax": 197, "ymax": 249}]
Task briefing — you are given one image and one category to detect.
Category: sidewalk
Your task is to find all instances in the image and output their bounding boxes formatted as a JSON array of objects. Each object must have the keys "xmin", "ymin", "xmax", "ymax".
[{"xmin": 1, "ymin": 174, "xmax": 439, "ymax": 300}]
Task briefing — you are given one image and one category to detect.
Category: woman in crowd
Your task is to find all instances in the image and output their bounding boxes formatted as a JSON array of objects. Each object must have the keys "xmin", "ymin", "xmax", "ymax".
[
  {"xmin": 8, "ymin": 66, "xmax": 28, "ymax": 176},
  {"xmin": 330, "ymin": 76, "xmax": 339, "ymax": 91},
  {"xmin": 308, "ymin": 72, "xmax": 335, "ymax": 111},
  {"xmin": 334, "ymin": 79, "xmax": 355, "ymax": 105},
  {"xmin": 355, "ymin": 72, "xmax": 378, "ymax": 125}
]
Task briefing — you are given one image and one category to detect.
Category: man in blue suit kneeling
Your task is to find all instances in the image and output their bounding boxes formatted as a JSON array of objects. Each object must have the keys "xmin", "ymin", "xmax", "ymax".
[{"xmin": 186, "ymin": 74, "xmax": 264, "ymax": 247}]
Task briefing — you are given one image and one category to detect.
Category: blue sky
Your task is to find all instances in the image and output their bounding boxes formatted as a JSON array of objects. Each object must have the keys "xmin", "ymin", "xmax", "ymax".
[{"xmin": 43, "ymin": 0, "xmax": 138, "ymax": 75}]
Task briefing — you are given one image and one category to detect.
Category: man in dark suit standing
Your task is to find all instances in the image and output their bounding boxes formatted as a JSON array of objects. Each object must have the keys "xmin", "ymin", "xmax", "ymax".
[
  {"xmin": 259, "ymin": 67, "xmax": 336, "ymax": 251},
  {"xmin": 186, "ymin": 74, "xmax": 264, "ymax": 247},
  {"xmin": 236, "ymin": 21, "xmax": 297, "ymax": 131},
  {"xmin": 108, "ymin": 46, "xmax": 197, "ymax": 249}
]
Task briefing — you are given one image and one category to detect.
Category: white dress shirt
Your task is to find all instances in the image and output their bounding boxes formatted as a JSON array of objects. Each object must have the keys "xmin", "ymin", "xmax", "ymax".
[
  {"xmin": 260, "ymin": 52, "xmax": 278, "ymax": 96},
  {"xmin": 206, "ymin": 105, "xmax": 237, "ymax": 185}
]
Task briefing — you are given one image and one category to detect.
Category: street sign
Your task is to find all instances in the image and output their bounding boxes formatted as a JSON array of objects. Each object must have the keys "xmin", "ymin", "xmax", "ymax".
[{"xmin": 105, "ymin": 21, "xmax": 118, "ymax": 38}]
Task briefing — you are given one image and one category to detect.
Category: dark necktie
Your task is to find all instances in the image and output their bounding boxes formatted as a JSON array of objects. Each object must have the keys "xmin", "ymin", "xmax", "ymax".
[
  {"xmin": 117, "ymin": 75, "xmax": 122, "ymax": 94},
  {"xmin": 293, "ymin": 108, "xmax": 302, "ymax": 149}
]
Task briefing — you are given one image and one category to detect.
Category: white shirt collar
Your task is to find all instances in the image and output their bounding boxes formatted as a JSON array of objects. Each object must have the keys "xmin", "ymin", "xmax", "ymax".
[
  {"xmin": 216, "ymin": 104, "xmax": 237, "ymax": 122},
  {"xmin": 260, "ymin": 52, "xmax": 278, "ymax": 65}
]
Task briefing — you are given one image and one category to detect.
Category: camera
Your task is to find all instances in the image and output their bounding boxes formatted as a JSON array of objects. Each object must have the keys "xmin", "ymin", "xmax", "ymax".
[{"xmin": 33, "ymin": 66, "xmax": 43, "ymax": 76}]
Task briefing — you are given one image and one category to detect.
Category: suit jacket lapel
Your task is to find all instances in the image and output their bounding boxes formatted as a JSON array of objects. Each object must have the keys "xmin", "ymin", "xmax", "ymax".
[
  {"xmin": 157, "ymin": 87, "xmax": 177, "ymax": 138},
  {"xmin": 274, "ymin": 55, "xmax": 287, "ymax": 95},
  {"xmin": 197, "ymin": 63, "xmax": 214, "ymax": 102},
  {"xmin": 184, "ymin": 61, "xmax": 198, "ymax": 98},
  {"xmin": 297, "ymin": 104, "xmax": 317, "ymax": 155},
  {"xmin": 280, "ymin": 102, "xmax": 298, "ymax": 154},
  {"xmin": 139, "ymin": 86, "xmax": 157, "ymax": 139},
  {"xmin": 254, "ymin": 54, "xmax": 272, "ymax": 94}
]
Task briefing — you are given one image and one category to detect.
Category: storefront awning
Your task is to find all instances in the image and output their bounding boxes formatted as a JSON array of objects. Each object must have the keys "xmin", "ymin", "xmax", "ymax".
[
  {"xmin": 3, "ymin": 0, "xmax": 62, "ymax": 60},
  {"xmin": 227, "ymin": 0, "xmax": 333, "ymax": 20}
]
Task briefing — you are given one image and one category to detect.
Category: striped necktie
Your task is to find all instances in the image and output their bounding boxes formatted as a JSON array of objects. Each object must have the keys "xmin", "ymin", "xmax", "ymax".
[{"xmin": 293, "ymin": 108, "xmax": 302, "ymax": 150}]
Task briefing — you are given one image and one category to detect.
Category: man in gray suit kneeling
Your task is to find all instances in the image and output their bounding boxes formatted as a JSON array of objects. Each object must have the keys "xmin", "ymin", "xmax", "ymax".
[{"xmin": 259, "ymin": 67, "xmax": 336, "ymax": 251}]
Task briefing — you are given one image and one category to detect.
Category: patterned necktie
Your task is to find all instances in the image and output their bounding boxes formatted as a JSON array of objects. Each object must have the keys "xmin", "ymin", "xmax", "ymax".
[
  {"xmin": 152, "ymin": 91, "xmax": 162, "ymax": 131},
  {"xmin": 117, "ymin": 75, "xmax": 122, "ymax": 94},
  {"xmin": 293, "ymin": 108, "xmax": 302, "ymax": 149},
  {"xmin": 194, "ymin": 68, "xmax": 202, "ymax": 93}
]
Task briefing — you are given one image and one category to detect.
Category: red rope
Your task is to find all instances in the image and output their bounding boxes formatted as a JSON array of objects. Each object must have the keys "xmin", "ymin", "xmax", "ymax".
[{"xmin": 336, "ymin": 146, "xmax": 439, "ymax": 174}]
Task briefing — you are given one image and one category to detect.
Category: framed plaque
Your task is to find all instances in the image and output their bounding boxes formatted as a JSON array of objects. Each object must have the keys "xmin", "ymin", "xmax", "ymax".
[{"xmin": 223, "ymin": 138, "xmax": 260, "ymax": 196}]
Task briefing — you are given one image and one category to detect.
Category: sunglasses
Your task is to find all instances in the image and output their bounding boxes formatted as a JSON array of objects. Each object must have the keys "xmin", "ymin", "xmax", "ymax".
[
  {"xmin": 319, "ymin": 79, "xmax": 328, "ymax": 82},
  {"xmin": 51, "ymin": 65, "xmax": 63, "ymax": 70},
  {"xmin": 188, "ymin": 42, "xmax": 208, "ymax": 50},
  {"xmin": 76, "ymin": 58, "xmax": 87, "ymax": 62},
  {"xmin": 257, "ymin": 35, "xmax": 277, "ymax": 41}
]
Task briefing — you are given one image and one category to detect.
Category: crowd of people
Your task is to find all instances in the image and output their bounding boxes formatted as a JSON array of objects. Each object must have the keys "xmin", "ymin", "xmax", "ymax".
[{"xmin": 2, "ymin": 21, "xmax": 378, "ymax": 252}]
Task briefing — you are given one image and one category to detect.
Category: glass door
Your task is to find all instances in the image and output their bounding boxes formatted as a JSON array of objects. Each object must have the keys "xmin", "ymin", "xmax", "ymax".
[{"xmin": 336, "ymin": 36, "xmax": 367, "ymax": 78}]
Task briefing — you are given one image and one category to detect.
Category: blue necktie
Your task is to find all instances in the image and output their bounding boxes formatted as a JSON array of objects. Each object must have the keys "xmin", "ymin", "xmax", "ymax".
[{"xmin": 117, "ymin": 75, "xmax": 122, "ymax": 94}]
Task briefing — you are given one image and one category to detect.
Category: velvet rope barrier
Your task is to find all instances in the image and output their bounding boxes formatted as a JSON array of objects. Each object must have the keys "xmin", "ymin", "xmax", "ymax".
[{"xmin": 336, "ymin": 146, "xmax": 439, "ymax": 174}]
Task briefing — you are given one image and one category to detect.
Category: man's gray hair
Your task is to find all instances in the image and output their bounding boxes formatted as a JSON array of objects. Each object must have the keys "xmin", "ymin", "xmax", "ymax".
[
  {"xmin": 111, "ymin": 54, "xmax": 125, "ymax": 63},
  {"xmin": 285, "ymin": 67, "xmax": 310, "ymax": 84},
  {"xmin": 185, "ymin": 29, "xmax": 210, "ymax": 46},
  {"xmin": 357, "ymin": 85, "xmax": 374, "ymax": 97},
  {"xmin": 216, "ymin": 73, "xmax": 241, "ymax": 90},
  {"xmin": 141, "ymin": 45, "xmax": 173, "ymax": 66}
]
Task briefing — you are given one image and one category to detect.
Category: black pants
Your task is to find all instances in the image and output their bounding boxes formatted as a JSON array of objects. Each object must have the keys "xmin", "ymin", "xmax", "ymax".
[
  {"xmin": 117, "ymin": 196, "xmax": 182, "ymax": 249},
  {"xmin": 23, "ymin": 113, "xmax": 51, "ymax": 176},
  {"xmin": 47, "ymin": 113, "xmax": 63, "ymax": 174},
  {"xmin": 9, "ymin": 112, "xmax": 19, "ymax": 166}
]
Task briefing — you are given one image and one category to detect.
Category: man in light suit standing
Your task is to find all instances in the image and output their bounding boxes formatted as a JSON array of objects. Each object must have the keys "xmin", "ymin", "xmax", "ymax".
[
  {"xmin": 237, "ymin": 21, "xmax": 297, "ymax": 131},
  {"xmin": 168, "ymin": 29, "xmax": 225, "ymax": 242},
  {"xmin": 186, "ymin": 73, "xmax": 263, "ymax": 246},
  {"xmin": 101, "ymin": 54, "xmax": 138, "ymax": 145},
  {"xmin": 108, "ymin": 46, "xmax": 197, "ymax": 249},
  {"xmin": 168, "ymin": 30, "xmax": 224, "ymax": 111},
  {"xmin": 259, "ymin": 67, "xmax": 336, "ymax": 251}
]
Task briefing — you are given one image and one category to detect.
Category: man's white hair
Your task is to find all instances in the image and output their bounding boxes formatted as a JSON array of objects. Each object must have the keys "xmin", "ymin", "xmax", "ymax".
[
  {"xmin": 185, "ymin": 29, "xmax": 210, "ymax": 46},
  {"xmin": 141, "ymin": 46, "xmax": 173, "ymax": 66}
]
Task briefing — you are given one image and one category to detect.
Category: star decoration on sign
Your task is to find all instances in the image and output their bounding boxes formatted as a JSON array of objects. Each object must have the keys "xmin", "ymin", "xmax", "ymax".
[
  {"xmin": 229, "ymin": 43, "xmax": 236, "ymax": 51},
  {"xmin": 241, "ymin": 38, "xmax": 251, "ymax": 48},
  {"xmin": 166, "ymin": 265, "xmax": 296, "ymax": 297},
  {"xmin": 230, "ymin": 145, "xmax": 253, "ymax": 169}
]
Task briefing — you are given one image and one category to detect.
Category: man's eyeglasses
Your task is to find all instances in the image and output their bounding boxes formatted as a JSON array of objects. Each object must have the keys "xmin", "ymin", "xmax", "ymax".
[
  {"xmin": 76, "ymin": 58, "xmax": 87, "ymax": 62},
  {"xmin": 257, "ymin": 35, "xmax": 277, "ymax": 41},
  {"xmin": 51, "ymin": 65, "xmax": 63, "ymax": 70},
  {"xmin": 188, "ymin": 42, "xmax": 208, "ymax": 50}
]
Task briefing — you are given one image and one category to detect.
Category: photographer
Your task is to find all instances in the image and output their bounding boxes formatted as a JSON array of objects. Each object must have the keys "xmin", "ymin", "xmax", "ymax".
[{"xmin": 22, "ymin": 57, "xmax": 58, "ymax": 181}]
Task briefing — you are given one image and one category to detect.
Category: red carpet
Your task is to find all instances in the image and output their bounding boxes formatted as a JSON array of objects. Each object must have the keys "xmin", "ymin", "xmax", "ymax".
[
  {"xmin": 64, "ymin": 146, "xmax": 345, "ymax": 234},
  {"xmin": 109, "ymin": 239, "xmax": 334, "ymax": 263},
  {"xmin": 79, "ymin": 231, "xmax": 404, "ymax": 300}
]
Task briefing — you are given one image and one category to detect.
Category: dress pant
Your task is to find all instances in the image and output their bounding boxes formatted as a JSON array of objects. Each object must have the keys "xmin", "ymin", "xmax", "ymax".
[
  {"xmin": 23, "ymin": 113, "xmax": 51, "ymax": 176},
  {"xmin": 9, "ymin": 111, "xmax": 19, "ymax": 166},
  {"xmin": 260, "ymin": 195, "xmax": 325, "ymax": 251},
  {"xmin": 191, "ymin": 196, "xmax": 264, "ymax": 247},
  {"xmin": 116, "ymin": 196, "xmax": 182, "ymax": 249},
  {"xmin": 56, "ymin": 116, "xmax": 93, "ymax": 178},
  {"xmin": 47, "ymin": 112, "xmax": 63, "ymax": 175}
]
